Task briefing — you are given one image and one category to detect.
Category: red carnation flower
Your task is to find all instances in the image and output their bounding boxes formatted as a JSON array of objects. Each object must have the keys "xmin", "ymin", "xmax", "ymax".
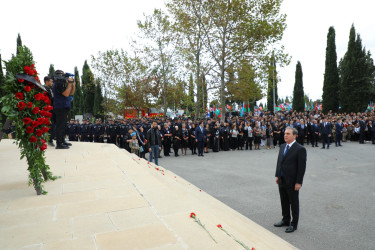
[
  {"xmin": 41, "ymin": 139, "xmax": 46, "ymax": 144},
  {"xmin": 34, "ymin": 93, "xmax": 42, "ymax": 101},
  {"xmin": 22, "ymin": 117, "xmax": 32, "ymax": 125},
  {"xmin": 37, "ymin": 118, "xmax": 44, "ymax": 125},
  {"xmin": 41, "ymin": 127, "xmax": 49, "ymax": 133},
  {"xmin": 17, "ymin": 102, "xmax": 26, "ymax": 111},
  {"xmin": 33, "ymin": 70, "xmax": 37, "ymax": 75},
  {"xmin": 31, "ymin": 121, "xmax": 39, "ymax": 128},
  {"xmin": 24, "ymin": 86, "xmax": 31, "ymax": 92},
  {"xmin": 44, "ymin": 119, "xmax": 51, "ymax": 126},
  {"xmin": 45, "ymin": 112, "xmax": 52, "ymax": 118},
  {"xmin": 43, "ymin": 105, "xmax": 53, "ymax": 111},
  {"xmin": 29, "ymin": 136, "xmax": 37, "ymax": 143},
  {"xmin": 31, "ymin": 64, "xmax": 35, "ymax": 69},
  {"xmin": 15, "ymin": 92, "xmax": 24, "ymax": 100},
  {"xmin": 32, "ymin": 107, "xmax": 40, "ymax": 114},
  {"xmin": 36, "ymin": 129, "xmax": 43, "ymax": 137},
  {"xmin": 34, "ymin": 76, "xmax": 40, "ymax": 82},
  {"xmin": 217, "ymin": 224, "xmax": 222, "ymax": 229},
  {"xmin": 26, "ymin": 126, "xmax": 34, "ymax": 134},
  {"xmin": 40, "ymin": 144, "xmax": 47, "ymax": 151},
  {"xmin": 40, "ymin": 110, "xmax": 46, "ymax": 117},
  {"xmin": 24, "ymin": 66, "xmax": 31, "ymax": 72},
  {"xmin": 27, "ymin": 102, "xmax": 33, "ymax": 108},
  {"xmin": 43, "ymin": 96, "xmax": 50, "ymax": 104},
  {"xmin": 190, "ymin": 212, "xmax": 196, "ymax": 218},
  {"xmin": 18, "ymin": 79, "xmax": 25, "ymax": 83}
]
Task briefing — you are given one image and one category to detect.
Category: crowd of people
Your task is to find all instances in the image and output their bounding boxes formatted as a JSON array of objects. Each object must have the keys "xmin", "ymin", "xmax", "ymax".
[{"xmin": 59, "ymin": 110, "xmax": 375, "ymax": 164}]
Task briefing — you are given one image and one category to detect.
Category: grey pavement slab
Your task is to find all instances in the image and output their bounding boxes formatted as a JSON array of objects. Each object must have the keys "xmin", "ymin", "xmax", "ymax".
[{"xmin": 159, "ymin": 142, "xmax": 375, "ymax": 250}]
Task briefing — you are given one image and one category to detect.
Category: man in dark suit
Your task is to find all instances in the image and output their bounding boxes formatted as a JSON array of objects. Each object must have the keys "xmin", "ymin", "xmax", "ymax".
[
  {"xmin": 195, "ymin": 121, "xmax": 206, "ymax": 156},
  {"xmin": 320, "ymin": 118, "xmax": 332, "ymax": 149},
  {"xmin": 274, "ymin": 127, "xmax": 307, "ymax": 233}
]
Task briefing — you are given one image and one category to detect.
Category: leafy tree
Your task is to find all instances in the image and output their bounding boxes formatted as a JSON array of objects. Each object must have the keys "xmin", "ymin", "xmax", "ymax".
[
  {"xmin": 293, "ymin": 61, "xmax": 305, "ymax": 112},
  {"xmin": 285, "ymin": 96, "xmax": 290, "ymax": 103},
  {"xmin": 137, "ymin": 9, "xmax": 180, "ymax": 116},
  {"xmin": 227, "ymin": 60, "xmax": 263, "ymax": 105},
  {"xmin": 267, "ymin": 55, "xmax": 278, "ymax": 112},
  {"xmin": 183, "ymin": 0, "xmax": 287, "ymax": 121},
  {"xmin": 339, "ymin": 25, "xmax": 373, "ymax": 112},
  {"xmin": 187, "ymin": 73, "xmax": 195, "ymax": 112},
  {"xmin": 92, "ymin": 49, "xmax": 159, "ymax": 115},
  {"xmin": 81, "ymin": 60, "xmax": 95, "ymax": 114},
  {"xmin": 16, "ymin": 33, "xmax": 23, "ymax": 55},
  {"xmin": 48, "ymin": 64, "xmax": 55, "ymax": 77},
  {"xmin": 167, "ymin": 0, "xmax": 212, "ymax": 117},
  {"xmin": 322, "ymin": 26, "xmax": 339, "ymax": 113}
]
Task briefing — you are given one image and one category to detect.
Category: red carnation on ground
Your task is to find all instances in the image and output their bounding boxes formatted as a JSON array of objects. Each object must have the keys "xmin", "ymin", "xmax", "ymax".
[
  {"xmin": 190, "ymin": 212, "xmax": 196, "ymax": 218},
  {"xmin": 36, "ymin": 129, "xmax": 43, "ymax": 137},
  {"xmin": 15, "ymin": 92, "xmax": 24, "ymax": 100},
  {"xmin": 32, "ymin": 107, "xmax": 40, "ymax": 114},
  {"xmin": 29, "ymin": 136, "xmax": 37, "ymax": 143},
  {"xmin": 24, "ymin": 86, "xmax": 31, "ymax": 92},
  {"xmin": 22, "ymin": 117, "xmax": 32, "ymax": 125},
  {"xmin": 17, "ymin": 102, "xmax": 26, "ymax": 111},
  {"xmin": 27, "ymin": 102, "xmax": 33, "ymax": 108},
  {"xmin": 217, "ymin": 224, "xmax": 222, "ymax": 229},
  {"xmin": 26, "ymin": 126, "xmax": 34, "ymax": 134},
  {"xmin": 18, "ymin": 79, "xmax": 24, "ymax": 83}
]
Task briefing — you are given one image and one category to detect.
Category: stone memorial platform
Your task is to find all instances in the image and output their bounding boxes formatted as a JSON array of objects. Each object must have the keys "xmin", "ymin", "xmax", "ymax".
[{"xmin": 0, "ymin": 139, "xmax": 297, "ymax": 250}]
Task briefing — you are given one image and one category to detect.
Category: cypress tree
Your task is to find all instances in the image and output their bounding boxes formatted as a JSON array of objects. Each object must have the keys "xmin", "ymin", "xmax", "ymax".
[
  {"xmin": 48, "ymin": 64, "xmax": 55, "ymax": 77},
  {"xmin": 16, "ymin": 33, "xmax": 23, "ymax": 55},
  {"xmin": 339, "ymin": 25, "xmax": 372, "ymax": 112},
  {"xmin": 0, "ymin": 54, "xmax": 6, "ymax": 125},
  {"xmin": 267, "ymin": 56, "xmax": 278, "ymax": 111},
  {"xmin": 293, "ymin": 61, "xmax": 305, "ymax": 112},
  {"xmin": 73, "ymin": 67, "xmax": 83, "ymax": 115},
  {"xmin": 322, "ymin": 26, "xmax": 339, "ymax": 113},
  {"xmin": 93, "ymin": 79, "xmax": 103, "ymax": 117},
  {"xmin": 81, "ymin": 60, "xmax": 95, "ymax": 114}
]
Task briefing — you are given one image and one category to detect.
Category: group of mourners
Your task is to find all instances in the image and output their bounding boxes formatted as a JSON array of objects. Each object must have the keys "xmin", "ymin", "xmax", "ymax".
[{"xmin": 62, "ymin": 110, "xmax": 375, "ymax": 159}]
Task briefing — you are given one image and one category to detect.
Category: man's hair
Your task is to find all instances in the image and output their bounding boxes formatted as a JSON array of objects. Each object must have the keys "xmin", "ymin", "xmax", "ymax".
[
  {"xmin": 44, "ymin": 76, "xmax": 52, "ymax": 83},
  {"xmin": 285, "ymin": 126, "xmax": 298, "ymax": 136}
]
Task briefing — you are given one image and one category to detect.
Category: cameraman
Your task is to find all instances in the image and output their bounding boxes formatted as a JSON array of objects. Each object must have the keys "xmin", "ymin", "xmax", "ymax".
[{"xmin": 52, "ymin": 70, "xmax": 75, "ymax": 149}]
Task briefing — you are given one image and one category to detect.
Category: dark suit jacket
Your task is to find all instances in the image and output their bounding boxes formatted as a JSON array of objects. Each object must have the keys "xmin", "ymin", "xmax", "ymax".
[
  {"xmin": 335, "ymin": 123, "xmax": 343, "ymax": 134},
  {"xmin": 275, "ymin": 142, "xmax": 307, "ymax": 188},
  {"xmin": 320, "ymin": 123, "xmax": 332, "ymax": 135},
  {"xmin": 195, "ymin": 126, "xmax": 206, "ymax": 142}
]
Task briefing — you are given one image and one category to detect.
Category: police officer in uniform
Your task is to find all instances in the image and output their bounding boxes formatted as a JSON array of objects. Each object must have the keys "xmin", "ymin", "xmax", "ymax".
[
  {"xmin": 93, "ymin": 119, "xmax": 104, "ymax": 143},
  {"xmin": 67, "ymin": 119, "xmax": 77, "ymax": 141}
]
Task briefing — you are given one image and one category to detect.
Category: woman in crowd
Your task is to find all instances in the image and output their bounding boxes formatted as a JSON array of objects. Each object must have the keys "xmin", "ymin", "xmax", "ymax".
[
  {"xmin": 181, "ymin": 123, "xmax": 189, "ymax": 156},
  {"xmin": 253, "ymin": 122, "xmax": 262, "ymax": 150},
  {"xmin": 189, "ymin": 123, "xmax": 197, "ymax": 155},
  {"xmin": 230, "ymin": 124, "xmax": 239, "ymax": 150},
  {"xmin": 266, "ymin": 122, "xmax": 273, "ymax": 150},
  {"xmin": 172, "ymin": 126, "xmax": 181, "ymax": 157}
]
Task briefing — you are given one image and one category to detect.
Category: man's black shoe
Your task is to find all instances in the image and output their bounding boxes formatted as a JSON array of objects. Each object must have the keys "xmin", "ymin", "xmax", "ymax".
[
  {"xmin": 285, "ymin": 225, "xmax": 297, "ymax": 233},
  {"xmin": 63, "ymin": 142, "xmax": 72, "ymax": 146},
  {"xmin": 321, "ymin": 147, "xmax": 325, "ymax": 149},
  {"xmin": 56, "ymin": 144, "xmax": 69, "ymax": 149},
  {"xmin": 274, "ymin": 220, "xmax": 290, "ymax": 227}
]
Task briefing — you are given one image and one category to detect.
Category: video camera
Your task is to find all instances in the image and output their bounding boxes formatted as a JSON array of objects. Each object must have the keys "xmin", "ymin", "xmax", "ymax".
[{"xmin": 53, "ymin": 70, "xmax": 75, "ymax": 93}]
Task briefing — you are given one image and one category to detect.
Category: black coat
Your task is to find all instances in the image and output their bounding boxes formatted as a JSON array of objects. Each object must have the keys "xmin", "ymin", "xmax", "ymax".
[{"xmin": 275, "ymin": 142, "xmax": 307, "ymax": 188}]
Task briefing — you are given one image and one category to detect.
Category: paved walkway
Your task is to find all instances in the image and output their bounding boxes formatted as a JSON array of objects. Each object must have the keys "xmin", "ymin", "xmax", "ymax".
[
  {"xmin": 159, "ymin": 142, "xmax": 375, "ymax": 250},
  {"xmin": 0, "ymin": 140, "xmax": 296, "ymax": 250}
]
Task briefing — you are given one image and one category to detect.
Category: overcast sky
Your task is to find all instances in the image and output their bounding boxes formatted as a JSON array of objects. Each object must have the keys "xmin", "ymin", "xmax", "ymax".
[{"xmin": 1, "ymin": 0, "xmax": 374, "ymax": 103}]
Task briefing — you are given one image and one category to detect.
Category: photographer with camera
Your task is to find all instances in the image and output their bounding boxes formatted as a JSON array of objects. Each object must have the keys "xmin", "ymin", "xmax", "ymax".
[{"xmin": 52, "ymin": 70, "xmax": 75, "ymax": 149}]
